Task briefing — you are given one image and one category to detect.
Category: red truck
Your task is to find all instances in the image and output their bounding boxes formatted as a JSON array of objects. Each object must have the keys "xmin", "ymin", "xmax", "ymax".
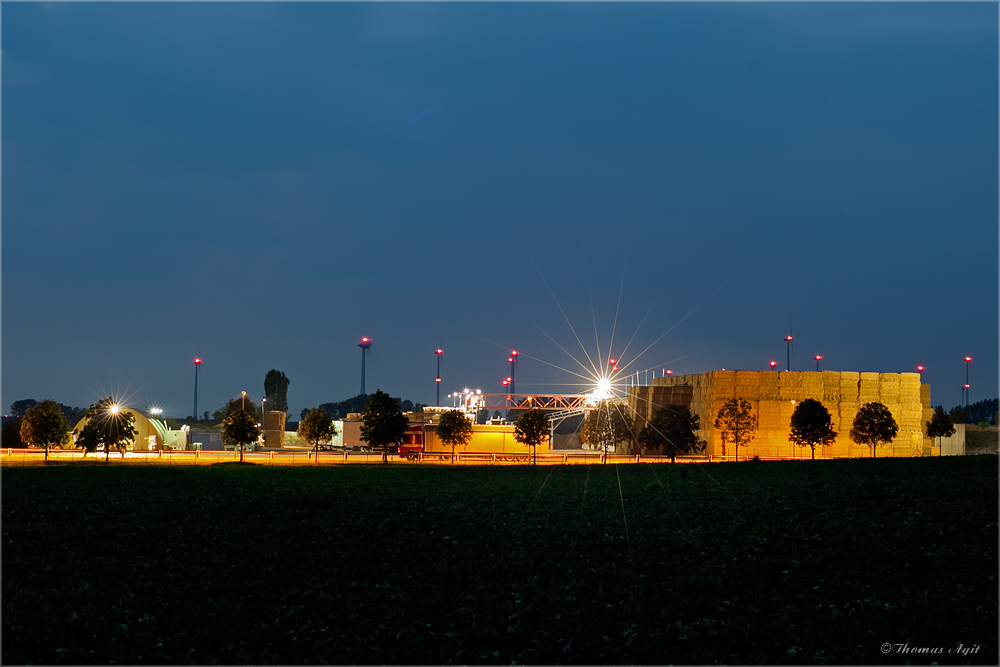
[{"xmin": 396, "ymin": 424, "xmax": 424, "ymax": 460}]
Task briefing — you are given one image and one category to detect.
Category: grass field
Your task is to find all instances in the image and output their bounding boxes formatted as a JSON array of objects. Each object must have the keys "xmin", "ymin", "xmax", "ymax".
[{"xmin": 3, "ymin": 457, "xmax": 997, "ymax": 664}]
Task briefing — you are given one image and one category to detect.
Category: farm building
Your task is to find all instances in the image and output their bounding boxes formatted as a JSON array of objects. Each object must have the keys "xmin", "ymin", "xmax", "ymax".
[{"xmin": 628, "ymin": 370, "xmax": 935, "ymax": 458}]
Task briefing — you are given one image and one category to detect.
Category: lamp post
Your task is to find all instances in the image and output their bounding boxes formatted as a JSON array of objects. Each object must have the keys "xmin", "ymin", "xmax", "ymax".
[
  {"xmin": 193, "ymin": 358, "xmax": 202, "ymax": 421},
  {"xmin": 241, "ymin": 391, "xmax": 246, "ymax": 410},
  {"xmin": 435, "ymin": 349, "xmax": 443, "ymax": 406},
  {"xmin": 814, "ymin": 355, "xmax": 822, "ymax": 372},
  {"xmin": 358, "ymin": 337, "xmax": 372, "ymax": 396},
  {"xmin": 509, "ymin": 350, "xmax": 518, "ymax": 396},
  {"xmin": 964, "ymin": 357, "xmax": 972, "ymax": 406},
  {"xmin": 784, "ymin": 335, "xmax": 793, "ymax": 371}
]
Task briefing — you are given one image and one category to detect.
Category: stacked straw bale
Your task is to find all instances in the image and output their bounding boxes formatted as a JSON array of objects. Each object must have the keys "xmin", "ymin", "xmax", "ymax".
[{"xmin": 648, "ymin": 369, "xmax": 933, "ymax": 459}]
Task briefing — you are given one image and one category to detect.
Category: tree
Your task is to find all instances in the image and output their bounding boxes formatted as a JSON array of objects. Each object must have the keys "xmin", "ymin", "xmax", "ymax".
[
  {"xmin": 360, "ymin": 389, "xmax": 409, "ymax": 463},
  {"xmin": 214, "ymin": 397, "xmax": 262, "ymax": 424},
  {"xmin": 925, "ymin": 406, "xmax": 956, "ymax": 447},
  {"xmin": 264, "ymin": 370, "xmax": 290, "ymax": 414},
  {"xmin": 514, "ymin": 408, "xmax": 549, "ymax": 465},
  {"xmin": 948, "ymin": 406, "xmax": 966, "ymax": 425},
  {"xmin": 437, "ymin": 410, "xmax": 474, "ymax": 462},
  {"xmin": 714, "ymin": 398, "xmax": 756, "ymax": 460},
  {"xmin": 10, "ymin": 399, "xmax": 37, "ymax": 418},
  {"xmin": 789, "ymin": 398, "xmax": 837, "ymax": 460},
  {"xmin": 581, "ymin": 401, "xmax": 634, "ymax": 460},
  {"xmin": 298, "ymin": 407, "xmax": 338, "ymax": 462},
  {"xmin": 638, "ymin": 404, "xmax": 705, "ymax": 462},
  {"xmin": 20, "ymin": 400, "xmax": 71, "ymax": 462},
  {"xmin": 222, "ymin": 409, "xmax": 261, "ymax": 463},
  {"xmin": 850, "ymin": 402, "xmax": 899, "ymax": 458},
  {"xmin": 2, "ymin": 417, "xmax": 24, "ymax": 448},
  {"xmin": 76, "ymin": 398, "xmax": 139, "ymax": 461}
]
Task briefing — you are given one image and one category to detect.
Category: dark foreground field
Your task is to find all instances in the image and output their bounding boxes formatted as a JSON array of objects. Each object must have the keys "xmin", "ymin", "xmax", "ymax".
[{"xmin": 3, "ymin": 457, "xmax": 997, "ymax": 665}]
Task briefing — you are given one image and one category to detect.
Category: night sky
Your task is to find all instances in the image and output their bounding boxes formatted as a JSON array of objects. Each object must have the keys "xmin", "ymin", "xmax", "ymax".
[{"xmin": 3, "ymin": 3, "xmax": 997, "ymax": 420}]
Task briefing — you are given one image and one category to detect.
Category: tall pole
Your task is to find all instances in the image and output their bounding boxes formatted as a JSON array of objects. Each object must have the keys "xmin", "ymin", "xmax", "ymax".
[
  {"xmin": 193, "ymin": 358, "xmax": 202, "ymax": 420},
  {"xmin": 436, "ymin": 349, "xmax": 443, "ymax": 406},
  {"xmin": 815, "ymin": 355, "xmax": 822, "ymax": 372},
  {"xmin": 359, "ymin": 337, "xmax": 371, "ymax": 395},
  {"xmin": 784, "ymin": 335, "xmax": 793, "ymax": 371},
  {"xmin": 510, "ymin": 350, "xmax": 518, "ymax": 396},
  {"xmin": 964, "ymin": 357, "xmax": 972, "ymax": 406}
]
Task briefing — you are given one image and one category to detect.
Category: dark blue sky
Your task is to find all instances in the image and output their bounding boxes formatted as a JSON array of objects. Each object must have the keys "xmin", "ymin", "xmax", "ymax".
[{"xmin": 3, "ymin": 3, "xmax": 997, "ymax": 419}]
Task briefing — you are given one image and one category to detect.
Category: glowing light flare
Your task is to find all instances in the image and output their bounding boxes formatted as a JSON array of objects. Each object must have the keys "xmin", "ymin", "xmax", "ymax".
[
  {"xmin": 511, "ymin": 350, "xmax": 518, "ymax": 357},
  {"xmin": 109, "ymin": 404, "xmax": 120, "ymax": 414},
  {"xmin": 917, "ymin": 366, "xmax": 924, "ymax": 372},
  {"xmin": 785, "ymin": 336, "xmax": 793, "ymax": 342},
  {"xmin": 194, "ymin": 358, "xmax": 202, "ymax": 365},
  {"xmin": 436, "ymin": 349, "xmax": 443, "ymax": 354}
]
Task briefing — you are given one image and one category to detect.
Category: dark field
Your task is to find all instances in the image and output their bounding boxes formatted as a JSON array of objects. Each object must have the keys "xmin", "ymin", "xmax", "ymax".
[{"xmin": 3, "ymin": 457, "xmax": 997, "ymax": 665}]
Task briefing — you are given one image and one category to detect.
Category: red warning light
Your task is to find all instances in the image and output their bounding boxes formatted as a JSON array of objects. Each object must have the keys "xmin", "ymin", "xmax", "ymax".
[
  {"xmin": 194, "ymin": 358, "xmax": 202, "ymax": 365},
  {"xmin": 436, "ymin": 349, "xmax": 443, "ymax": 354},
  {"xmin": 666, "ymin": 370, "xmax": 673, "ymax": 375},
  {"xmin": 511, "ymin": 350, "xmax": 518, "ymax": 356},
  {"xmin": 785, "ymin": 336, "xmax": 793, "ymax": 342},
  {"xmin": 917, "ymin": 366, "xmax": 924, "ymax": 372},
  {"xmin": 435, "ymin": 378, "xmax": 441, "ymax": 383}
]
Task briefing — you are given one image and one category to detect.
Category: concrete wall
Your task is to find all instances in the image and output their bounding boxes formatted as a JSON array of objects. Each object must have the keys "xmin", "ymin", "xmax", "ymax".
[
  {"xmin": 641, "ymin": 370, "xmax": 933, "ymax": 458},
  {"xmin": 935, "ymin": 423, "xmax": 966, "ymax": 456}
]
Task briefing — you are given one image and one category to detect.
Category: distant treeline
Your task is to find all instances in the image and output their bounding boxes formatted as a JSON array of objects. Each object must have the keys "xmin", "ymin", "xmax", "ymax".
[
  {"xmin": 301, "ymin": 394, "xmax": 428, "ymax": 421},
  {"xmin": 946, "ymin": 398, "xmax": 998, "ymax": 425},
  {"xmin": 8, "ymin": 399, "xmax": 86, "ymax": 424}
]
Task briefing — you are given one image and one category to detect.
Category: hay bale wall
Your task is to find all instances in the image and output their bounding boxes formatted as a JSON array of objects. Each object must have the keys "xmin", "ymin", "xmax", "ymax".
[{"xmin": 651, "ymin": 370, "xmax": 932, "ymax": 459}]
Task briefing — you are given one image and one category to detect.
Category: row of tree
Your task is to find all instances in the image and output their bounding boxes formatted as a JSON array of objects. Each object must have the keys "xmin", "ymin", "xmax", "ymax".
[
  {"xmin": 575, "ymin": 397, "xmax": 954, "ymax": 461},
  {"xmin": 293, "ymin": 390, "xmax": 551, "ymax": 464},
  {"xmin": 301, "ymin": 394, "xmax": 428, "ymax": 421}
]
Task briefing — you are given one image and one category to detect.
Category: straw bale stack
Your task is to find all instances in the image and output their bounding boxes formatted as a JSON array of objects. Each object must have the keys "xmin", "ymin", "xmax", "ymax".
[
  {"xmin": 859, "ymin": 372, "xmax": 880, "ymax": 402},
  {"xmin": 779, "ymin": 372, "xmax": 802, "ymax": 387},
  {"xmin": 757, "ymin": 401, "xmax": 781, "ymax": 430},
  {"xmin": 801, "ymin": 372, "xmax": 823, "ymax": 400},
  {"xmin": 879, "ymin": 374, "xmax": 900, "ymax": 403},
  {"xmin": 899, "ymin": 373, "xmax": 921, "ymax": 402},
  {"xmin": 758, "ymin": 373, "xmax": 779, "ymax": 399}
]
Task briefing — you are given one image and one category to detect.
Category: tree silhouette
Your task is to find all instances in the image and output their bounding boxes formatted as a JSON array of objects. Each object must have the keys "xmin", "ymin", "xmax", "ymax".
[
  {"xmin": 222, "ymin": 409, "xmax": 261, "ymax": 463},
  {"xmin": 850, "ymin": 402, "xmax": 899, "ymax": 458},
  {"xmin": 298, "ymin": 407, "xmax": 338, "ymax": 462},
  {"xmin": 789, "ymin": 398, "xmax": 837, "ymax": 460},
  {"xmin": 514, "ymin": 408, "xmax": 549, "ymax": 465},
  {"xmin": 581, "ymin": 401, "xmax": 633, "ymax": 460},
  {"xmin": 264, "ymin": 370, "xmax": 290, "ymax": 414},
  {"xmin": 20, "ymin": 399, "xmax": 71, "ymax": 462},
  {"xmin": 714, "ymin": 399, "xmax": 756, "ymax": 460},
  {"xmin": 925, "ymin": 406, "xmax": 956, "ymax": 446},
  {"xmin": 437, "ymin": 410, "xmax": 473, "ymax": 462},
  {"xmin": 76, "ymin": 398, "xmax": 138, "ymax": 461},
  {"xmin": 360, "ymin": 390, "xmax": 409, "ymax": 463},
  {"xmin": 638, "ymin": 404, "xmax": 704, "ymax": 462}
]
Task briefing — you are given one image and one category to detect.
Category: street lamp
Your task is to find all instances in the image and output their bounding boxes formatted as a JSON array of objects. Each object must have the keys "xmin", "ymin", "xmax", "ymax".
[
  {"xmin": 964, "ymin": 357, "xmax": 972, "ymax": 406},
  {"xmin": 241, "ymin": 390, "xmax": 247, "ymax": 410},
  {"xmin": 814, "ymin": 355, "xmax": 823, "ymax": 372},
  {"xmin": 193, "ymin": 358, "xmax": 202, "ymax": 421},
  {"xmin": 358, "ymin": 337, "xmax": 372, "ymax": 396},
  {"xmin": 510, "ymin": 350, "xmax": 518, "ymax": 395},
  {"xmin": 435, "ymin": 349, "xmax": 443, "ymax": 406}
]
